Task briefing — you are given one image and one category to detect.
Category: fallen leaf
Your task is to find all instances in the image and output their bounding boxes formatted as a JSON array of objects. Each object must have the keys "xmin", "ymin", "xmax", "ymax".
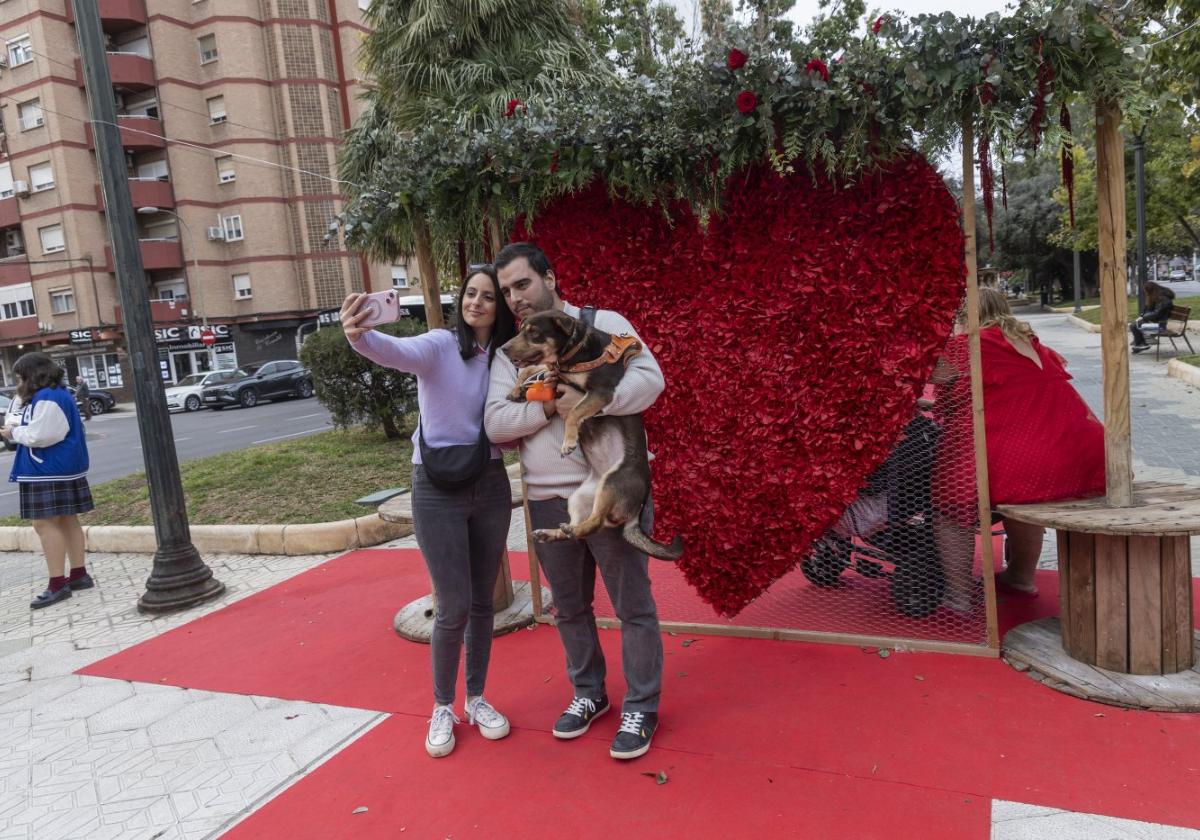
[
  {"xmin": 641, "ymin": 771, "xmax": 669, "ymax": 785},
  {"xmin": 353, "ymin": 806, "xmax": 368, "ymax": 815},
  {"xmin": 1094, "ymin": 713, "xmax": 1105, "ymax": 717},
  {"xmin": 677, "ymin": 672, "xmax": 688, "ymax": 678},
  {"xmin": 543, "ymin": 676, "xmax": 551, "ymax": 683},
  {"xmin": 285, "ymin": 714, "xmax": 299, "ymax": 720},
  {"xmin": 681, "ymin": 639, "xmax": 699, "ymax": 648},
  {"xmin": 914, "ymin": 675, "xmax": 925, "ymax": 681}
]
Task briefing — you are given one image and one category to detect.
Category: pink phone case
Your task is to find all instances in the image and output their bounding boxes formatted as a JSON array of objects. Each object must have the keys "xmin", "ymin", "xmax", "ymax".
[{"xmin": 358, "ymin": 290, "xmax": 402, "ymax": 327}]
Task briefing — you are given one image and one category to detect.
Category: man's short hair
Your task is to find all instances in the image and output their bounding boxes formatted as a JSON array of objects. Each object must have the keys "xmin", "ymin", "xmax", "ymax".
[{"xmin": 494, "ymin": 242, "xmax": 552, "ymax": 277}]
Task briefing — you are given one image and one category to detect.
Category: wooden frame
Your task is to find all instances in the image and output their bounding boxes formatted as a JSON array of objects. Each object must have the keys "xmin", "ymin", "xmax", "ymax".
[{"xmin": 521, "ymin": 124, "xmax": 1004, "ymax": 657}]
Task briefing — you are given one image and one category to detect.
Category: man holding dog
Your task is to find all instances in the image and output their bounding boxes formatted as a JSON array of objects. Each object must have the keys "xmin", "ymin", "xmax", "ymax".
[{"xmin": 484, "ymin": 242, "xmax": 666, "ymax": 760}]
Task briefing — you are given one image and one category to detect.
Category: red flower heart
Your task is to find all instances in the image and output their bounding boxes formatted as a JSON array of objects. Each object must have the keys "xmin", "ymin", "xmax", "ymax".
[
  {"xmin": 504, "ymin": 98, "xmax": 523, "ymax": 118},
  {"xmin": 736, "ymin": 90, "xmax": 758, "ymax": 114},
  {"xmin": 515, "ymin": 155, "xmax": 965, "ymax": 615},
  {"xmin": 805, "ymin": 59, "xmax": 830, "ymax": 83},
  {"xmin": 727, "ymin": 48, "xmax": 748, "ymax": 70},
  {"xmin": 872, "ymin": 15, "xmax": 887, "ymax": 33}
]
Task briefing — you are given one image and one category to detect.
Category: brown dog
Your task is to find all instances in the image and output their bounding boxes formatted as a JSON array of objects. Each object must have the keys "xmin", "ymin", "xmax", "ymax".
[{"xmin": 503, "ymin": 310, "xmax": 683, "ymax": 561}]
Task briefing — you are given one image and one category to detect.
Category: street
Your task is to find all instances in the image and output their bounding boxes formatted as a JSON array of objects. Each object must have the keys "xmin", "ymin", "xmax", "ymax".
[{"xmin": 0, "ymin": 397, "xmax": 334, "ymax": 518}]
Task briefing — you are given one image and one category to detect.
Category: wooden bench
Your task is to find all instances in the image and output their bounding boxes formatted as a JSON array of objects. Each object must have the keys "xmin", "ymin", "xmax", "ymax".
[
  {"xmin": 1150, "ymin": 305, "xmax": 1195, "ymax": 361},
  {"xmin": 996, "ymin": 482, "xmax": 1200, "ymax": 708}
]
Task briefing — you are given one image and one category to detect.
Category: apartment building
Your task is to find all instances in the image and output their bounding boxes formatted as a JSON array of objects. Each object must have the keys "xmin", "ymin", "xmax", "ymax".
[{"xmin": 0, "ymin": 0, "xmax": 416, "ymax": 396}]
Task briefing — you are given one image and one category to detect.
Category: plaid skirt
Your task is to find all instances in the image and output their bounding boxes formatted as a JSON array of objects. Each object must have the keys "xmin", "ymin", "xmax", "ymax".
[{"xmin": 19, "ymin": 477, "xmax": 95, "ymax": 520}]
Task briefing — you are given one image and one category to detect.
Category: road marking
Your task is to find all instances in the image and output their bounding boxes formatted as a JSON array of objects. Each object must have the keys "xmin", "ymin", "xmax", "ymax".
[
  {"xmin": 223, "ymin": 425, "xmax": 258, "ymax": 432},
  {"xmin": 174, "ymin": 437, "xmax": 192, "ymax": 442},
  {"xmin": 0, "ymin": 491, "xmax": 16, "ymax": 497},
  {"xmin": 251, "ymin": 428, "xmax": 326, "ymax": 445},
  {"xmin": 293, "ymin": 413, "xmax": 328, "ymax": 420}
]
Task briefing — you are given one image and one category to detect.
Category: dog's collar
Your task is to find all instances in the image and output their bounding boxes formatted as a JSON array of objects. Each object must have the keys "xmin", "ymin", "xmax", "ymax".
[{"xmin": 556, "ymin": 334, "xmax": 641, "ymax": 373}]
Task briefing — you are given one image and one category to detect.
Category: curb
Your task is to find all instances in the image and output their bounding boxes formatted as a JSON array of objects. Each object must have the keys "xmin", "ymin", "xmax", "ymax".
[
  {"xmin": 1167, "ymin": 358, "xmax": 1200, "ymax": 387},
  {"xmin": 0, "ymin": 514, "xmax": 412, "ymax": 555},
  {"xmin": 1066, "ymin": 314, "xmax": 1102, "ymax": 334}
]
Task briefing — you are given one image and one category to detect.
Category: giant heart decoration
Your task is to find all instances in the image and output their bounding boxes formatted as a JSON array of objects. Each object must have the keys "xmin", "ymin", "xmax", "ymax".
[{"xmin": 516, "ymin": 154, "xmax": 966, "ymax": 615}]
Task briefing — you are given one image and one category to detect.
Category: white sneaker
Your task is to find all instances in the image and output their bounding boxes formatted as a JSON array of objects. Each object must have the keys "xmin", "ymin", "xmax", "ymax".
[
  {"xmin": 465, "ymin": 695, "xmax": 511, "ymax": 740},
  {"xmin": 425, "ymin": 704, "xmax": 459, "ymax": 758}
]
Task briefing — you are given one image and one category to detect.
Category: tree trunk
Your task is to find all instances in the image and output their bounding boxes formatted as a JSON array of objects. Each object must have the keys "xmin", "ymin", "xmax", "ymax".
[
  {"xmin": 381, "ymin": 411, "xmax": 400, "ymax": 440},
  {"xmin": 414, "ymin": 218, "xmax": 444, "ymax": 329},
  {"xmin": 1176, "ymin": 213, "xmax": 1200, "ymax": 250}
]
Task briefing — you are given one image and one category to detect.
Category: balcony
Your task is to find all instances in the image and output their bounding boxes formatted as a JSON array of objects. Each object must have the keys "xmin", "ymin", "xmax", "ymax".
[
  {"xmin": 96, "ymin": 178, "xmax": 175, "ymax": 212},
  {"xmin": 65, "ymin": 0, "xmax": 147, "ymax": 33},
  {"xmin": 0, "ymin": 258, "xmax": 32, "ymax": 286},
  {"xmin": 105, "ymin": 239, "xmax": 184, "ymax": 272},
  {"xmin": 114, "ymin": 297, "xmax": 189, "ymax": 325},
  {"xmin": 76, "ymin": 53, "xmax": 156, "ymax": 92},
  {"xmin": 85, "ymin": 116, "xmax": 164, "ymax": 151},
  {"xmin": 0, "ymin": 197, "xmax": 18, "ymax": 229},
  {"xmin": 0, "ymin": 316, "xmax": 39, "ymax": 341}
]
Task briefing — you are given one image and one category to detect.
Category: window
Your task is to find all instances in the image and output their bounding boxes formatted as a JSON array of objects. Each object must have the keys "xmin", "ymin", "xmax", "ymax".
[
  {"xmin": 38, "ymin": 224, "xmax": 64, "ymax": 254},
  {"xmin": 18, "ymin": 99, "xmax": 43, "ymax": 131},
  {"xmin": 391, "ymin": 264, "xmax": 409, "ymax": 288},
  {"xmin": 0, "ymin": 283, "xmax": 35, "ymax": 321},
  {"xmin": 197, "ymin": 34, "xmax": 217, "ymax": 64},
  {"xmin": 28, "ymin": 162, "xmax": 54, "ymax": 192},
  {"xmin": 2, "ymin": 229, "xmax": 24, "ymax": 258},
  {"xmin": 6, "ymin": 36, "xmax": 32, "ymax": 68},
  {"xmin": 79, "ymin": 353, "xmax": 123, "ymax": 388},
  {"xmin": 222, "ymin": 214, "xmax": 243, "ymax": 242},
  {"xmin": 124, "ymin": 91, "xmax": 159, "ymax": 119},
  {"xmin": 50, "ymin": 288, "xmax": 75, "ymax": 314},
  {"xmin": 154, "ymin": 279, "xmax": 186, "ymax": 300},
  {"xmin": 232, "ymin": 272, "xmax": 252, "ymax": 298},
  {"xmin": 0, "ymin": 163, "xmax": 12, "ymax": 199},
  {"xmin": 216, "ymin": 156, "xmax": 236, "ymax": 183},
  {"xmin": 206, "ymin": 95, "xmax": 226, "ymax": 124},
  {"xmin": 278, "ymin": 361, "xmax": 300, "ymax": 371}
]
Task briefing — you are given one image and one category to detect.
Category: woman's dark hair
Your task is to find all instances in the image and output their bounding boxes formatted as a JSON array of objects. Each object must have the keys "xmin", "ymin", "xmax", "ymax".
[
  {"xmin": 452, "ymin": 264, "xmax": 516, "ymax": 365},
  {"xmin": 14, "ymin": 352, "xmax": 65, "ymax": 401},
  {"xmin": 1144, "ymin": 281, "xmax": 1175, "ymax": 306},
  {"xmin": 494, "ymin": 242, "xmax": 552, "ymax": 277}
]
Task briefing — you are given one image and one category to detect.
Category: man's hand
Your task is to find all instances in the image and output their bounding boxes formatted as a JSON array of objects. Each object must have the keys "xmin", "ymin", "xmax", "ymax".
[
  {"xmin": 340, "ymin": 293, "xmax": 370, "ymax": 342},
  {"xmin": 542, "ymin": 372, "xmax": 560, "ymax": 418}
]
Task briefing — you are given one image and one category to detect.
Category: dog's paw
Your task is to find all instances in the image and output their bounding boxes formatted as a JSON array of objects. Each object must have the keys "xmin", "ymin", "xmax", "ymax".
[
  {"xmin": 506, "ymin": 392, "xmax": 525, "ymax": 402},
  {"xmin": 533, "ymin": 528, "xmax": 564, "ymax": 543},
  {"xmin": 558, "ymin": 523, "xmax": 575, "ymax": 538},
  {"xmin": 560, "ymin": 440, "xmax": 577, "ymax": 457}
]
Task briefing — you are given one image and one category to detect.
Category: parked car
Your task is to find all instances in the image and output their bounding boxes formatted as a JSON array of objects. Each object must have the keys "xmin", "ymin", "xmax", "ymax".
[
  {"xmin": 200, "ymin": 360, "xmax": 314, "ymax": 410},
  {"xmin": 69, "ymin": 385, "xmax": 116, "ymax": 416},
  {"xmin": 1168, "ymin": 269, "xmax": 1188, "ymax": 282},
  {"xmin": 166, "ymin": 370, "xmax": 240, "ymax": 412}
]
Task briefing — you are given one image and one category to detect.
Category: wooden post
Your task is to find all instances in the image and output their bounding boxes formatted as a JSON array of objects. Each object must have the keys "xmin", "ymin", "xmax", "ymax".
[
  {"xmin": 414, "ymin": 218, "xmax": 445, "ymax": 329},
  {"xmin": 1094, "ymin": 99, "xmax": 1133, "ymax": 507},
  {"xmin": 961, "ymin": 117, "xmax": 1000, "ymax": 650},
  {"xmin": 488, "ymin": 204, "xmax": 504, "ymax": 256}
]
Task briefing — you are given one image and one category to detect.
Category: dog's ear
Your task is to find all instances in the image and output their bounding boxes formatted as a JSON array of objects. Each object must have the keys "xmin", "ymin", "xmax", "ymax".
[{"xmin": 549, "ymin": 310, "xmax": 577, "ymax": 337}]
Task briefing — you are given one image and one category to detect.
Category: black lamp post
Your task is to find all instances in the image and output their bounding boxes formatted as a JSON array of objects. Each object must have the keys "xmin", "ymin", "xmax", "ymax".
[{"xmin": 73, "ymin": 0, "xmax": 224, "ymax": 612}]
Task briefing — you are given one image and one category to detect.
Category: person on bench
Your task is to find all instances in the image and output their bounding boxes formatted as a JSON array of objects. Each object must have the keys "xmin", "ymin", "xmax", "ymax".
[
  {"xmin": 931, "ymin": 288, "xmax": 1106, "ymax": 610},
  {"xmin": 1130, "ymin": 281, "xmax": 1176, "ymax": 354}
]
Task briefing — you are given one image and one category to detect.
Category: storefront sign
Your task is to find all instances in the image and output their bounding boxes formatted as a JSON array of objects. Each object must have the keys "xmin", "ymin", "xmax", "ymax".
[
  {"xmin": 155, "ymin": 324, "xmax": 231, "ymax": 344},
  {"xmin": 317, "ymin": 309, "xmax": 340, "ymax": 326},
  {"xmin": 70, "ymin": 329, "xmax": 96, "ymax": 344}
]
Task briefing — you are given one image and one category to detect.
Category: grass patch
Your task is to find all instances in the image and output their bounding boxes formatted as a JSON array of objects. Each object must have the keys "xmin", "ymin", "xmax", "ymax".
[
  {"xmin": 1075, "ymin": 295, "xmax": 1200, "ymax": 325},
  {"xmin": 1178, "ymin": 354, "xmax": 1200, "ymax": 368},
  {"xmin": 0, "ymin": 426, "xmax": 416, "ymax": 527}
]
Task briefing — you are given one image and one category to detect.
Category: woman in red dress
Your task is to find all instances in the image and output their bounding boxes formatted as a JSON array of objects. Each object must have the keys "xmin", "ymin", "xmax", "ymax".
[{"xmin": 933, "ymin": 287, "xmax": 1105, "ymax": 610}]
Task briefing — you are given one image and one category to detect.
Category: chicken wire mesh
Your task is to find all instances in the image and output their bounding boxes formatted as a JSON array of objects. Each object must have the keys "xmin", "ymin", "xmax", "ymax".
[{"xmin": 586, "ymin": 329, "xmax": 996, "ymax": 650}]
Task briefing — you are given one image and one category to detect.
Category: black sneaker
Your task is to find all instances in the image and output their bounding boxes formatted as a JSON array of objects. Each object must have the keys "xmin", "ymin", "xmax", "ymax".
[
  {"xmin": 31, "ymin": 587, "xmax": 72, "ymax": 610},
  {"xmin": 1132, "ymin": 345, "xmax": 1149, "ymax": 354},
  {"xmin": 68, "ymin": 573, "xmax": 95, "ymax": 591},
  {"xmin": 552, "ymin": 695, "xmax": 610, "ymax": 740},
  {"xmin": 610, "ymin": 711, "xmax": 658, "ymax": 760}
]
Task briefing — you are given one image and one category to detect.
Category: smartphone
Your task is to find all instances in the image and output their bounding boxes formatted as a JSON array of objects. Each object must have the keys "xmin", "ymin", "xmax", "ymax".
[{"xmin": 357, "ymin": 290, "xmax": 402, "ymax": 327}]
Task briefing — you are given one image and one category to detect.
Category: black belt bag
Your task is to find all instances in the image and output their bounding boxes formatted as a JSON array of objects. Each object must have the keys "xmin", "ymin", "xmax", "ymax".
[{"xmin": 418, "ymin": 420, "xmax": 490, "ymax": 491}]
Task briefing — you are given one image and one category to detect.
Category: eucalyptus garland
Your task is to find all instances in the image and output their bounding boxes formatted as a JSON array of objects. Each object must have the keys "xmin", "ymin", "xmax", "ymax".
[{"xmin": 338, "ymin": 0, "xmax": 1150, "ymax": 257}]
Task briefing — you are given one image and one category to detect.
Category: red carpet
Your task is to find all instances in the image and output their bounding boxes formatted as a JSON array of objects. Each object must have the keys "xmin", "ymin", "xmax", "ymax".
[{"xmin": 81, "ymin": 549, "xmax": 1200, "ymax": 838}]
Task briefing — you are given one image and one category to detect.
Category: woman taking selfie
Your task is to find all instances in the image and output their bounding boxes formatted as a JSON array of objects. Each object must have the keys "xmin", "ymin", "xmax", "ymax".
[
  {"xmin": 341, "ymin": 266, "xmax": 516, "ymax": 758},
  {"xmin": 1, "ymin": 353, "xmax": 94, "ymax": 609}
]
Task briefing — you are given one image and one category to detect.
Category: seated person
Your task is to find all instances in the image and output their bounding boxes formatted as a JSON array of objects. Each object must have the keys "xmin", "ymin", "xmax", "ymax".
[
  {"xmin": 1130, "ymin": 280, "xmax": 1176, "ymax": 353},
  {"xmin": 931, "ymin": 288, "xmax": 1105, "ymax": 610}
]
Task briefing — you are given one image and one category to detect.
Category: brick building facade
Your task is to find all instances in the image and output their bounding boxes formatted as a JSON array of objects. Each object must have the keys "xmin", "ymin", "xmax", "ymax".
[{"xmin": 0, "ymin": 0, "xmax": 417, "ymax": 397}]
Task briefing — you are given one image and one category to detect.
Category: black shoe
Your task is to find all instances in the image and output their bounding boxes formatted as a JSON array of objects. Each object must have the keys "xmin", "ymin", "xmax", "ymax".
[
  {"xmin": 552, "ymin": 695, "xmax": 610, "ymax": 740},
  {"xmin": 1132, "ymin": 344, "xmax": 1149, "ymax": 354},
  {"xmin": 68, "ymin": 573, "xmax": 95, "ymax": 591},
  {"xmin": 31, "ymin": 587, "xmax": 72, "ymax": 610},
  {"xmin": 610, "ymin": 711, "xmax": 658, "ymax": 760}
]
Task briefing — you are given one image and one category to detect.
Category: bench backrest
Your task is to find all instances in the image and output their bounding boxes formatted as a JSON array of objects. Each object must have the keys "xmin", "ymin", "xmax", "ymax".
[{"xmin": 1166, "ymin": 306, "xmax": 1190, "ymax": 334}]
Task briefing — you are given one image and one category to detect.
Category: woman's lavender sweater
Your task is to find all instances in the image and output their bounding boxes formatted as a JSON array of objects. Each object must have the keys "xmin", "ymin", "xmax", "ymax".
[{"xmin": 350, "ymin": 328, "xmax": 500, "ymax": 465}]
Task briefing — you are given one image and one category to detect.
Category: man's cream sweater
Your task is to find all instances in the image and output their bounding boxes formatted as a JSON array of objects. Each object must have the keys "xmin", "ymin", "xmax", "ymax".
[{"xmin": 484, "ymin": 302, "xmax": 665, "ymax": 501}]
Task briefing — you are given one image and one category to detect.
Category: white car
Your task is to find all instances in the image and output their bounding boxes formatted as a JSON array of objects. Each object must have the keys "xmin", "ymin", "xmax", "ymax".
[{"xmin": 166, "ymin": 370, "xmax": 240, "ymax": 412}]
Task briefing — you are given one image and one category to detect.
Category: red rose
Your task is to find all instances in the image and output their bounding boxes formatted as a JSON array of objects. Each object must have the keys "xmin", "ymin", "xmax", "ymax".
[
  {"xmin": 872, "ymin": 15, "xmax": 886, "ymax": 33},
  {"xmin": 805, "ymin": 59, "xmax": 829, "ymax": 83},
  {"xmin": 504, "ymin": 98, "xmax": 522, "ymax": 118},
  {"xmin": 727, "ymin": 48, "xmax": 747, "ymax": 70},
  {"xmin": 736, "ymin": 90, "xmax": 758, "ymax": 115}
]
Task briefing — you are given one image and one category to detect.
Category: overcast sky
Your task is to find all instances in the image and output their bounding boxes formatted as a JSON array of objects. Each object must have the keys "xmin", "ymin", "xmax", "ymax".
[{"xmin": 666, "ymin": 0, "xmax": 1015, "ymax": 41}]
